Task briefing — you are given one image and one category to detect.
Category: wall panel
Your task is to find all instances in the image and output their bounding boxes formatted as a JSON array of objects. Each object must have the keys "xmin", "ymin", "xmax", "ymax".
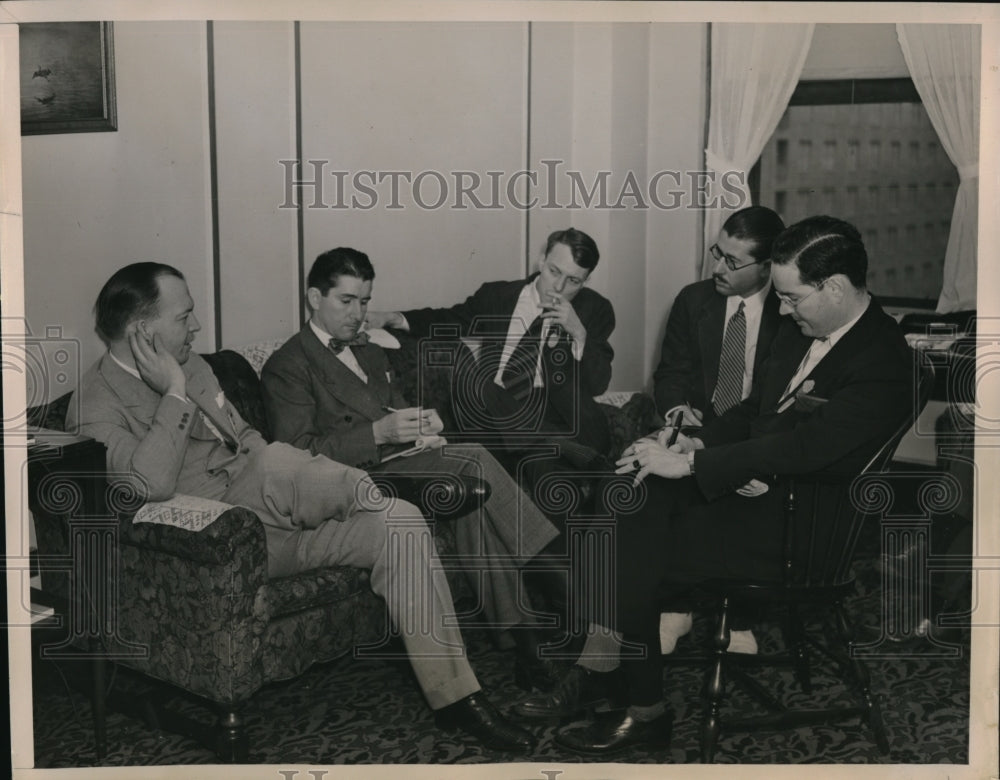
[{"xmin": 298, "ymin": 21, "xmax": 528, "ymax": 314}]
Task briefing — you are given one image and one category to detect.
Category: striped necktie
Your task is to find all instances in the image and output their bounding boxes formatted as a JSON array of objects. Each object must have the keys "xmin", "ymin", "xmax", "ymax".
[
  {"xmin": 500, "ymin": 316, "xmax": 544, "ymax": 401},
  {"xmin": 712, "ymin": 301, "xmax": 746, "ymax": 415}
]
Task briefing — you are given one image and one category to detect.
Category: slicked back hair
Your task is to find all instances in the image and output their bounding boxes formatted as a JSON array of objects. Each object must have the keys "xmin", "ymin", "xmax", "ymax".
[
  {"xmin": 721, "ymin": 206, "xmax": 786, "ymax": 262},
  {"xmin": 95, "ymin": 262, "xmax": 185, "ymax": 344},
  {"xmin": 543, "ymin": 227, "xmax": 600, "ymax": 272},
  {"xmin": 771, "ymin": 215, "xmax": 868, "ymax": 289},
  {"xmin": 308, "ymin": 247, "xmax": 375, "ymax": 295}
]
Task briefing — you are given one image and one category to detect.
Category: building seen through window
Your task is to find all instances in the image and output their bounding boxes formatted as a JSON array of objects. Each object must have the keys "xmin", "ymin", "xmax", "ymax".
[{"xmin": 754, "ymin": 80, "xmax": 958, "ymax": 306}]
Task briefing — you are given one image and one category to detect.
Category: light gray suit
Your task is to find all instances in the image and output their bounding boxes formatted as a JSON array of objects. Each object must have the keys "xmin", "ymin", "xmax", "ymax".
[
  {"xmin": 67, "ymin": 351, "xmax": 480, "ymax": 709},
  {"xmin": 261, "ymin": 326, "xmax": 560, "ymax": 627}
]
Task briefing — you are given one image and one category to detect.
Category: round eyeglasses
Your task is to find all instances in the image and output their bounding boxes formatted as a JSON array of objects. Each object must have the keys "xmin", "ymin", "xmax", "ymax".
[
  {"xmin": 709, "ymin": 243, "xmax": 759, "ymax": 272},
  {"xmin": 774, "ymin": 279, "xmax": 827, "ymax": 309}
]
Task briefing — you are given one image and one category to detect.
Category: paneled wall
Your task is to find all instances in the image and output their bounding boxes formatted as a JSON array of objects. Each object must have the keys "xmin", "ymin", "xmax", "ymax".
[{"xmin": 21, "ymin": 20, "xmax": 708, "ymax": 401}]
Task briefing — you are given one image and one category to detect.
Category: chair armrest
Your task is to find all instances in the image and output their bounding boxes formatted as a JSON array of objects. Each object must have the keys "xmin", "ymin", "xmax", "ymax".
[
  {"xmin": 370, "ymin": 472, "xmax": 490, "ymax": 522},
  {"xmin": 120, "ymin": 504, "xmax": 267, "ymax": 566}
]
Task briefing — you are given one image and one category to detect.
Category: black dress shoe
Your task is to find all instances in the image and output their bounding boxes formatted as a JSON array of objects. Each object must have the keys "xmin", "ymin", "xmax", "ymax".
[
  {"xmin": 513, "ymin": 665, "xmax": 617, "ymax": 720},
  {"xmin": 555, "ymin": 708, "xmax": 672, "ymax": 756},
  {"xmin": 434, "ymin": 692, "xmax": 536, "ymax": 753}
]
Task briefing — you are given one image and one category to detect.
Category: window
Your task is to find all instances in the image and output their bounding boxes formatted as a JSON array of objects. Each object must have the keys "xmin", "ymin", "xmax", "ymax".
[{"xmin": 752, "ymin": 78, "xmax": 958, "ymax": 307}]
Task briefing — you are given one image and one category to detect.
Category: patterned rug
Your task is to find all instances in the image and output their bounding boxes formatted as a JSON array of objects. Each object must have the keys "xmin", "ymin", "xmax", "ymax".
[{"xmin": 30, "ymin": 519, "xmax": 971, "ymax": 768}]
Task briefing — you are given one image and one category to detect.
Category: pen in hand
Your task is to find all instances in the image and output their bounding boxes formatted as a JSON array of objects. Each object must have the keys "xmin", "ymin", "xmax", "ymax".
[{"xmin": 666, "ymin": 409, "xmax": 683, "ymax": 448}]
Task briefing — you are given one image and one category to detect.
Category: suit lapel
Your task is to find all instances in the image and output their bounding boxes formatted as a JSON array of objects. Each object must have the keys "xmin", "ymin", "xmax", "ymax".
[
  {"xmin": 799, "ymin": 299, "xmax": 882, "ymax": 395},
  {"xmin": 697, "ymin": 292, "xmax": 727, "ymax": 399},
  {"xmin": 185, "ymin": 361, "xmax": 240, "ymax": 447},
  {"xmin": 301, "ymin": 327, "xmax": 387, "ymax": 421},
  {"xmin": 98, "ymin": 354, "xmax": 160, "ymax": 425}
]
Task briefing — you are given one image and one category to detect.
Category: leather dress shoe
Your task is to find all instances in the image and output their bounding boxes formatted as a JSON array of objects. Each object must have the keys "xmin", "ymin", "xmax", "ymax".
[
  {"xmin": 513, "ymin": 665, "xmax": 619, "ymax": 720},
  {"xmin": 555, "ymin": 708, "xmax": 673, "ymax": 756},
  {"xmin": 434, "ymin": 692, "xmax": 536, "ymax": 753}
]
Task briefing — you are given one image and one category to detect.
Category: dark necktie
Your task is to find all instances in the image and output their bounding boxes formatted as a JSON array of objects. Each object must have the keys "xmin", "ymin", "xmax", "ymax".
[
  {"xmin": 328, "ymin": 331, "xmax": 370, "ymax": 354},
  {"xmin": 500, "ymin": 316, "xmax": 544, "ymax": 401},
  {"xmin": 712, "ymin": 301, "xmax": 746, "ymax": 415}
]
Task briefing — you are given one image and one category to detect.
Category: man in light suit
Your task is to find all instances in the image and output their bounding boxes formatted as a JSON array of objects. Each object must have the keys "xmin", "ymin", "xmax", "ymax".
[
  {"xmin": 67, "ymin": 262, "xmax": 537, "ymax": 752},
  {"xmin": 552, "ymin": 216, "xmax": 914, "ymax": 755},
  {"xmin": 260, "ymin": 247, "xmax": 561, "ymax": 691}
]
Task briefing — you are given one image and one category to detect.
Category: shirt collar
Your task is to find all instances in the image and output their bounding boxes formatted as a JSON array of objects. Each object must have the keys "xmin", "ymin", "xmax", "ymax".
[
  {"xmin": 109, "ymin": 350, "xmax": 141, "ymax": 381},
  {"xmin": 309, "ymin": 318, "xmax": 335, "ymax": 346},
  {"xmin": 726, "ymin": 279, "xmax": 771, "ymax": 317}
]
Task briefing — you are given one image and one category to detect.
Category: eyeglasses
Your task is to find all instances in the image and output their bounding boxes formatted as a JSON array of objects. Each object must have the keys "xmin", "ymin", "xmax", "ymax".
[
  {"xmin": 709, "ymin": 243, "xmax": 759, "ymax": 272},
  {"xmin": 774, "ymin": 279, "xmax": 827, "ymax": 309}
]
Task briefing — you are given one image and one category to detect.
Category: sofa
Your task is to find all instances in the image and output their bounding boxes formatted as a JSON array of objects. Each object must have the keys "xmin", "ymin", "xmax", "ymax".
[{"xmin": 26, "ymin": 328, "xmax": 659, "ymax": 760}]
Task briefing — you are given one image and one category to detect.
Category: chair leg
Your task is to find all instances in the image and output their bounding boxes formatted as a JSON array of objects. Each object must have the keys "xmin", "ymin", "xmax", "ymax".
[
  {"xmin": 787, "ymin": 604, "xmax": 812, "ymax": 694},
  {"xmin": 834, "ymin": 601, "xmax": 890, "ymax": 755},
  {"xmin": 701, "ymin": 598, "xmax": 730, "ymax": 763},
  {"xmin": 91, "ymin": 654, "xmax": 108, "ymax": 759},
  {"xmin": 216, "ymin": 709, "xmax": 249, "ymax": 763}
]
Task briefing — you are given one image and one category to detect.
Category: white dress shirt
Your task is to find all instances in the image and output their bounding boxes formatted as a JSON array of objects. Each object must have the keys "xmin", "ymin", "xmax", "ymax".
[
  {"xmin": 310, "ymin": 320, "xmax": 368, "ymax": 384},
  {"xmin": 493, "ymin": 281, "xmax": 585, "ymax": 388}
]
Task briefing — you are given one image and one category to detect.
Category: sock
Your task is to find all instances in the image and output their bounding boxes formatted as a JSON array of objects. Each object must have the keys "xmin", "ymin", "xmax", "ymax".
[
  {"xmin": 576, "ymin": 624, "xmax": 622, "ymax": 673},
  {"xmin": 627, "ymin": 701, "xmax": 666, "ymax": 722}
]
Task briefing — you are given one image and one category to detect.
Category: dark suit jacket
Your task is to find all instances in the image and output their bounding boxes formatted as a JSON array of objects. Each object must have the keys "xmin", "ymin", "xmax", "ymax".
[
  {"xmin": 261, "ymin": 326, "xmax": 409, "ymax": 470},
  {"xmin": 615, "ymin": 298, "xmax": 915, "ymax": 627},
  {"xmin": 652, "ymin": 278, "xmax": 781, "ymax": 421},
  {"xmin": 694, "ymin": 297, "xmax": 914, "ymax": 500},
  {"xmin": 402, "ymin": 273, "xmax": 616, "ymax": 398}
]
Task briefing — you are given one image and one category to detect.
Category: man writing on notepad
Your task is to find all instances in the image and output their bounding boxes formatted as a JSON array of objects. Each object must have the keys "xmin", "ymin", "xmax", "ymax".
[{"xmin": 261, "ymin": 247, "xmax": 562, "ymax": 692}]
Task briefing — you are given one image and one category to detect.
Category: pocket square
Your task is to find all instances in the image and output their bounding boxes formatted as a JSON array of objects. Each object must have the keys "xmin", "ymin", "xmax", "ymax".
[
  {"xmin": 736, "ymin": 478, "xmax": 770, "ymax": 498},
  {"xmin": 215, "ymin": 391, "xmax": 226, "ymax": 408}
]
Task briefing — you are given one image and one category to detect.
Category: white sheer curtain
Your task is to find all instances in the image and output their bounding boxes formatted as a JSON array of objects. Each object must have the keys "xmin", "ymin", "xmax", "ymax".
[
  {"xmin": 896, "ymin": 25, "xmax": 980, "ymax": 313},
  {"xmin": 701, "ymin": 24, "xmax": 815, "ymax": 278}
]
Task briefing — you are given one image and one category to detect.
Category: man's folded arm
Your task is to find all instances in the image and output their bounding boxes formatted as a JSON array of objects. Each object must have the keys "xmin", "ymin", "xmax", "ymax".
[
  {"xmin": 74, "ymin": 391, "xmax": 192, "ymax": 502},
  {"xmin": 400, "ymin": 283, "xmax": 494, "ymax": 339},
  {"xmin": 261, "ymin": 363, "xmax": 379, "ymax": 468},
  {"xmin": 694, "ymin": 367, "xmax": 911, "ymax": 501}
]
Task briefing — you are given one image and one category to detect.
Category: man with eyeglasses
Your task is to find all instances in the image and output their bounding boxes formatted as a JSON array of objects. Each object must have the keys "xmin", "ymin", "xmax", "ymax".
[
  {"xmin": 653, "ymin": 206, "xmax": 785, "ymax": 429},
  {"xmin": 551, "ymin": 215, "xmax": 914, "ymax": 756}
]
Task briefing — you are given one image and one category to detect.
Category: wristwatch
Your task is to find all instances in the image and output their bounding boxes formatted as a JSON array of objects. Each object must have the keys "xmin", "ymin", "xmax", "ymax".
[{"xmin": 687, "ymin": 450, "xmax": 696, "ymax": 475}]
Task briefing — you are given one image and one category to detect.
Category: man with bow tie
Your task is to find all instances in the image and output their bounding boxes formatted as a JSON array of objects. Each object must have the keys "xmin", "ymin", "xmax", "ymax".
[
  {"xmin": 546, "ymin": 216, "xmax": 915, "ymax": 755},
  {"xmin": 68, "ymin": 261, "xmax": 539, "ymax": 753},
  {"xmin": 261, "ymin": 247, "xmax": 563, "ymax": 695}
]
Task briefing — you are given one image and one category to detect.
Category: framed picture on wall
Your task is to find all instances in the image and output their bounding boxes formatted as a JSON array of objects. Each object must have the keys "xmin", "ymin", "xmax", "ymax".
[{"xmin": 19, "ymin": 21, "xmax": 117, "ymax": 136}]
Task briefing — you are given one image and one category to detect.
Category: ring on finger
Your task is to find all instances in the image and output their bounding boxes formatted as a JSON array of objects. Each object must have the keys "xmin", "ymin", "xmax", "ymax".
[{"xmin": 632, "ymin": 459, "xmax": 640, "ymax": 470}]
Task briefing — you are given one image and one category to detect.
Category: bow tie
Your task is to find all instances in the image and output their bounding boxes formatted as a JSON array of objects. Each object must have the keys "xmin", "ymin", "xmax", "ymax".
[{"xmin": 328, "ymin": 331, "xmax": 370, "ymax": 354}]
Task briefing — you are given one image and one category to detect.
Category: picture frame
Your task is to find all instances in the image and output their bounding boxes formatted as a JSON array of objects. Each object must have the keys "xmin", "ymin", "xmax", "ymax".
[{"xmin": 19, "ymin": 21, "xmax": 117, "ymax": 136}]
